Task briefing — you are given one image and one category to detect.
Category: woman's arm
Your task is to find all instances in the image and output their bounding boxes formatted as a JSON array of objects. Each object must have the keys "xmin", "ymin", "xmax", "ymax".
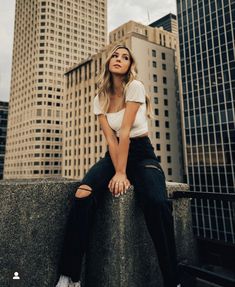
[
  {"xmin": 117, "ymin": 101, "xmax": 141, "ymax": 172},
  {"xmin": 98, "ymin": 114, "xmax": 119, "ymax": 170},
  {"xmin": 108, "ymin": 101, "xmax": 141, "ymax": 194},
  {"xmin": 98, "ymin": 113, "xmax": 131, "ymax": 195}
]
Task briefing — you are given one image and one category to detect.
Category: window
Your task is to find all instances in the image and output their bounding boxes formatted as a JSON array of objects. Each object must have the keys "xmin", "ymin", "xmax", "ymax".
[
  {"xmin": 152, "ymin": 61, "xmax": 157, "ymax": 67},
  {"xmin": 162, "ymin": 63, "xmax": 166, "ymax": 70},
  {"xmin": 156, "ymin": 144, "xmax": 161, "ymax": 150},
  {"xmin": 164, "ymin": 99, "xmax": 168, "ymax": 105},
  {"xmin": 164, "ymin": 110, "xmax": 169, "ymax": 117},
  {"xmin": 155, "ymin": 109, "xmax": 159, "ymax": 115},
  {"xmin": 152, "ymin": 50, "xmax": 156, "ymax": 57},
  {"xmin": 168, "ymin": 168, "xmax": 172, "ymax": 175},
  {"xmin": 36, "ymin": 109, "xmax": 42, "ymax": 116},
  {"xmin": 162, "ymin": 52, "xmax": 166, "ymax": 60},
  {"xmin": 164, "ymin": 88, "xmax": 168, "ymax": 95},
  {"xmin": 166, "ymin": 144, "xmax": 171, "ymax": 151},
  {"xmin": 154, "ymin": 86, "xmax": 158, "ymax": 93},
  {"xmin": 153, "ymin": 74, "xmax": 157, "ymax": 82},
  {"xmin": 156, "ymin": 132, "xmax": 160, "ymax": 138},
  {"xmin": 165, "ymin": 121, "xmax": 170, "ymax": 128},
  {"xmin": 163, "ymin": 77, "xmax": 167, "ymax": 84},
  {"xmin": 155, "ymin": 120, "xmax": 159, "ymax": 127},
  {"xmin": 166, "ymin": 132, "xmax": 170, "ymax": 140},
  {"xmin": 167, "ymin": 156, "xmax": 171, "ymax": 163}
]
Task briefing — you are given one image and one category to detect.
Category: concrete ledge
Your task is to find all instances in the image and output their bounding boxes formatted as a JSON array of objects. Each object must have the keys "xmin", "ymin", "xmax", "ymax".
[
  {"xmin": 0, "ymin": 179, "xmax": 79, "ymax": 287},
  {"xmin": 0, "ymin": 179, "xmax": 197, "ymax": 287}
]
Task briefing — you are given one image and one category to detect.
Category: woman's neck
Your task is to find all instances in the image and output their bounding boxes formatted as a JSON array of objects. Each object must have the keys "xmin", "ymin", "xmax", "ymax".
[{"xmin": 112, "ymin": 75, "xmax": 124, "ymax": 97}]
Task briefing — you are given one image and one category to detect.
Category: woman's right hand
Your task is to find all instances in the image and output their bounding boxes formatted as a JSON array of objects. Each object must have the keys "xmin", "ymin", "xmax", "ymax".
[{"xmin": 108, "ymin": 172, "xmax": 131, "ymax": 196}]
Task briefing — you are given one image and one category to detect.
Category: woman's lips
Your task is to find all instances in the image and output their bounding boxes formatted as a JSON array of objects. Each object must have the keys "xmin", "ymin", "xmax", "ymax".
[{"xmin": 113, "ymin": 64, "xmax": 121, "ymax": 68}]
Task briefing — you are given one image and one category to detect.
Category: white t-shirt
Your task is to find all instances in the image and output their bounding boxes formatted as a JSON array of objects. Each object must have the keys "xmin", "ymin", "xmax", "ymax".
[{"xmin": 93, "ymin": 80, "xmax": 148, "ymax": 138}]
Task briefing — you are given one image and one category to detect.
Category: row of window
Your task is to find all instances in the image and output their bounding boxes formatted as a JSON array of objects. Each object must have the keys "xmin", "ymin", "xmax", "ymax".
[
  {"xmin": 41, "ymin": 0, "xmax": 105, "ymax": 8},
  {"xmin": 36, "ymin": 101, "xmax": 61, "ymax": 107},
  {"xmin": 185, "ymin": 131, "xmax": 234, "ymax": 145},
  {"xmin": 4, "ymin": 170, "xmax": 61, "ymax": 175},
  {"xmin": 152, "ymin": 61, "xmax": 167, "ymax": 70},
  {"xmin": 64, "ymin": 134, "xmax": 102, "ymax": 146},
  {"xmin": 35, "ymin": 145, "xmax": 62, "ymax": 150},
  {"xmin": 152, "ymin": 75, "xmax": 168, "ymax": 84},
  {"xmin": 155, "ymin": 121, "xmax": 171, "ymax": 128},
  {"xmin": 152, "ymin": 50, "xmax": 166, "ymax": 59},
  {"xmin": 154, "ymin": 109, "xmax": 169, "ymax": 116},
  {"xmin": 156, "ymin": 144, "xmax": 172, "ymax": 151},
  {"xmin": 156, "ymin": 132, "xmax": 171, "ymax": 140},
  {"xmin": 35, "ymin": 169, "xmax": 60, "ymax": 174}
]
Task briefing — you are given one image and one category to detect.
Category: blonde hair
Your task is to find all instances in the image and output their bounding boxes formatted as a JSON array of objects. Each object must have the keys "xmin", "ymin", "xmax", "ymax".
[{"xmin": 97, "ymin": 44, "xmax": 153, "ymax": 118}]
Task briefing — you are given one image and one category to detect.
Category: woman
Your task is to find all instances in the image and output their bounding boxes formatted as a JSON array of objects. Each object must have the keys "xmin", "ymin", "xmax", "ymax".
[{"xmin": 56, "ymin": 44, "xmax": 180, "ymax": 287}]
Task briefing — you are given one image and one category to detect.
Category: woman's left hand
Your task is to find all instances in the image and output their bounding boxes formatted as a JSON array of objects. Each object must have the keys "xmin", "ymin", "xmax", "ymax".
[{"xmin": 108, "ymin": 172, "xmax": 131, "ymax": 196}]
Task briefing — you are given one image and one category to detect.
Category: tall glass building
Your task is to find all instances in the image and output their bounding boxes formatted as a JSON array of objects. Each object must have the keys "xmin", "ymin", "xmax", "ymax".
[{"xmin": 177, "ymin": 0, "xmax": 235, "ymax": 245}]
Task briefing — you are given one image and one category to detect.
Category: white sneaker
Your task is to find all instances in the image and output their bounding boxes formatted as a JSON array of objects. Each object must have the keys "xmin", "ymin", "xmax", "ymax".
[
  {"xmin": 177, "ymin": 284, "xmax": 181, "ymax": 287},
  {"xmin": 55, "ymin": 275, "xmax": 70, "ymax": 287}
]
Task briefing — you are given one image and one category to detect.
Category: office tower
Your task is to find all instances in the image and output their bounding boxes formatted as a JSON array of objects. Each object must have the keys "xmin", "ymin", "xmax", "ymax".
[
  {"xmin": 63, "ymin": 20, "xmax": 183, "ymax": 183},
  {"xmin": 4, "ymin": 0, "xmax": 107, "ymax": 179},
  {"xmin": 177, "ymin": 0, "xmax": 235, "ymax": 245},
  {"xmin": 149, "ymin": 13, "xmax": 178, "ymax": 35},
  {"xmin": 0, "ymin": 101, "xmax": 8, "ymax": 179}
]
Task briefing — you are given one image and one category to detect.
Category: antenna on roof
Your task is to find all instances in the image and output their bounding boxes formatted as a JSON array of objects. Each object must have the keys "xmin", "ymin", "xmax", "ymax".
[{"xmin": 147, "ymin": 9, "xmax": 150, "ymax": 23}]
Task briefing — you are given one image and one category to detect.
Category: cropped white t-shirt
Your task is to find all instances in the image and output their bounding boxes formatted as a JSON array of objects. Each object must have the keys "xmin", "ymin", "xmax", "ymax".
[{"xmin": 93, "ymin": 80, "xmax": 148, "ymax": 138}]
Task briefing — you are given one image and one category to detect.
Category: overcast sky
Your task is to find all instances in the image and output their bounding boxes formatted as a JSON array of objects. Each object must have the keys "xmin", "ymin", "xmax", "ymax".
[{"xmin": 0, "ymin": 0, "xmax": 176, "ymax": 102}]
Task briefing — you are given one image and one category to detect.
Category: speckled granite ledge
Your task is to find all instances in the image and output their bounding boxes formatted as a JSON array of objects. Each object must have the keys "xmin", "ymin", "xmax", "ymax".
[{"xmin": 0, "ymin": 179, "xmax": 197, "ymax": 287}]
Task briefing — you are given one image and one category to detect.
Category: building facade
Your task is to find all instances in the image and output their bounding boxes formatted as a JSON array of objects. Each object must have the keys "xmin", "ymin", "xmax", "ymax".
[
  {"xmin": 63, "ymin": 21, "xmax": 184, "ymax": 183},
  {"xmin": 4, "ymin": 0, "xmax": 107, "ymax": 179},
  {"xmin": 177, "ymin": 0, "xmax": 235, "ymax": 243},
  {"xmin": 149, "ymin": 13, "xmax": 178, "ymax": 35},
  {"xmin": 0, "ymin": 101, "xmax": 8, "ymax": 179}
]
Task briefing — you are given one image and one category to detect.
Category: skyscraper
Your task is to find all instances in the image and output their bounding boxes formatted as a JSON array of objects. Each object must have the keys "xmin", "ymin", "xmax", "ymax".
[
  {"xmin": 149, "ymin": 13, "xmax": 178, "ymax": 35},
  {"xmin": 63, "ymin": 20, "xmax": 183, "ymax": 183},
  {"xmin": 4, "ymin": 0, "xmax": 107, "ymax": 179},
  {"xmin": 0, "ymin": 101, "xmax": 8, "ymax": 179},
  {"xmin": 177, "ymin": 0, "xmax": 235, "ymax": 244}
]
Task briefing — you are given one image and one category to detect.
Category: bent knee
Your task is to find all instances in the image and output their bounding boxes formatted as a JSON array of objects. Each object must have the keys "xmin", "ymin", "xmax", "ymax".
[{"xmin": 75, "ymin": 184, "xmax": 92, "ymax": 198}]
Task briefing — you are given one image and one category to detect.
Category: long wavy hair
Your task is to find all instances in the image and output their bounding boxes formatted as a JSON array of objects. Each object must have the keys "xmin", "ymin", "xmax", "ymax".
[{"xmin": 97, "ymin": 44, "xmax": 153, "ymax": 118}]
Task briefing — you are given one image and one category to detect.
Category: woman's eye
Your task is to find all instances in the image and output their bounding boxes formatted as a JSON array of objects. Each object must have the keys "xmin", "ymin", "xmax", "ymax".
[
  {"xmin": 124, "ymin": 56, "xmax": 129, "ymax": 60},
  {"xmin": 112, "ymin": 54, "xmax": 118, "ymax": 58}
]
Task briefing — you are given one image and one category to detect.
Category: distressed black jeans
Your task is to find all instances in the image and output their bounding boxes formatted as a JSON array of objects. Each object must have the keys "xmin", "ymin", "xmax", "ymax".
[{"xmin": 58, "ymin": 136, "xmax": 179, "ymax": 287}]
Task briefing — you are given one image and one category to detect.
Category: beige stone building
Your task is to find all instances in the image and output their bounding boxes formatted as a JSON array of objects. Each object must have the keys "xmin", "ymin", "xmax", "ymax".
[
  {"xmin": 4, "ymin": 0, "xmax": 107, "ymax": 179},
  {"xmin": 63, "ymin": 20, "xmax": 184, "ymax": 182}
]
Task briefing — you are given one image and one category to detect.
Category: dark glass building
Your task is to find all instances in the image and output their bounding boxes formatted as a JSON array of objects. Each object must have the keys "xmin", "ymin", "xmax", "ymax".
[
  {"xmin": 149, "ymin": 13, "xmax": 178, "ymax": 35},
  {"xmin": 177, "ymin": 0, "xmax": 235, "ymax": 247},
  {"xmin": 0, "ymin": 101, "xmax": 8, "ymax": 179}
]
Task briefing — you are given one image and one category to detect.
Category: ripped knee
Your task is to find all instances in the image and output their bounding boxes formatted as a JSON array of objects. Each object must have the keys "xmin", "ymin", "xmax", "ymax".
[{"xmin": 75, "ymin": 184, "xmax": 92, "ymax": 198}]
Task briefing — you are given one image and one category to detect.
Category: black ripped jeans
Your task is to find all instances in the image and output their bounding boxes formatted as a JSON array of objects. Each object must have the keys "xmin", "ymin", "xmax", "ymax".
[{"xmin": 58, "ymin": 136, "xmax": 179, "ymax": 287}]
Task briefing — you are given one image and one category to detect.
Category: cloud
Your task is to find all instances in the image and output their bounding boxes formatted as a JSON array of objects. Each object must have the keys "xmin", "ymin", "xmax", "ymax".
[{"xmin": 108, "ymin": 0, "xmax": 176, "ymax": 31}]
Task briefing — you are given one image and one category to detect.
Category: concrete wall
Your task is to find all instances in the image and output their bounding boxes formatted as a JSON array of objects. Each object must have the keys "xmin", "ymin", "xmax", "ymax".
[{"xmin": 0, "ymin": 179, "xmax": 197, "ymax": 287}]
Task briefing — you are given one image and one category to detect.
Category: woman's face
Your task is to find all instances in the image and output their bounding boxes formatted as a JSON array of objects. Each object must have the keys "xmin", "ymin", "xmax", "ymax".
[{"xmin": 108, "ymin": 48, "xmax": 131, "ymax": 76}]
